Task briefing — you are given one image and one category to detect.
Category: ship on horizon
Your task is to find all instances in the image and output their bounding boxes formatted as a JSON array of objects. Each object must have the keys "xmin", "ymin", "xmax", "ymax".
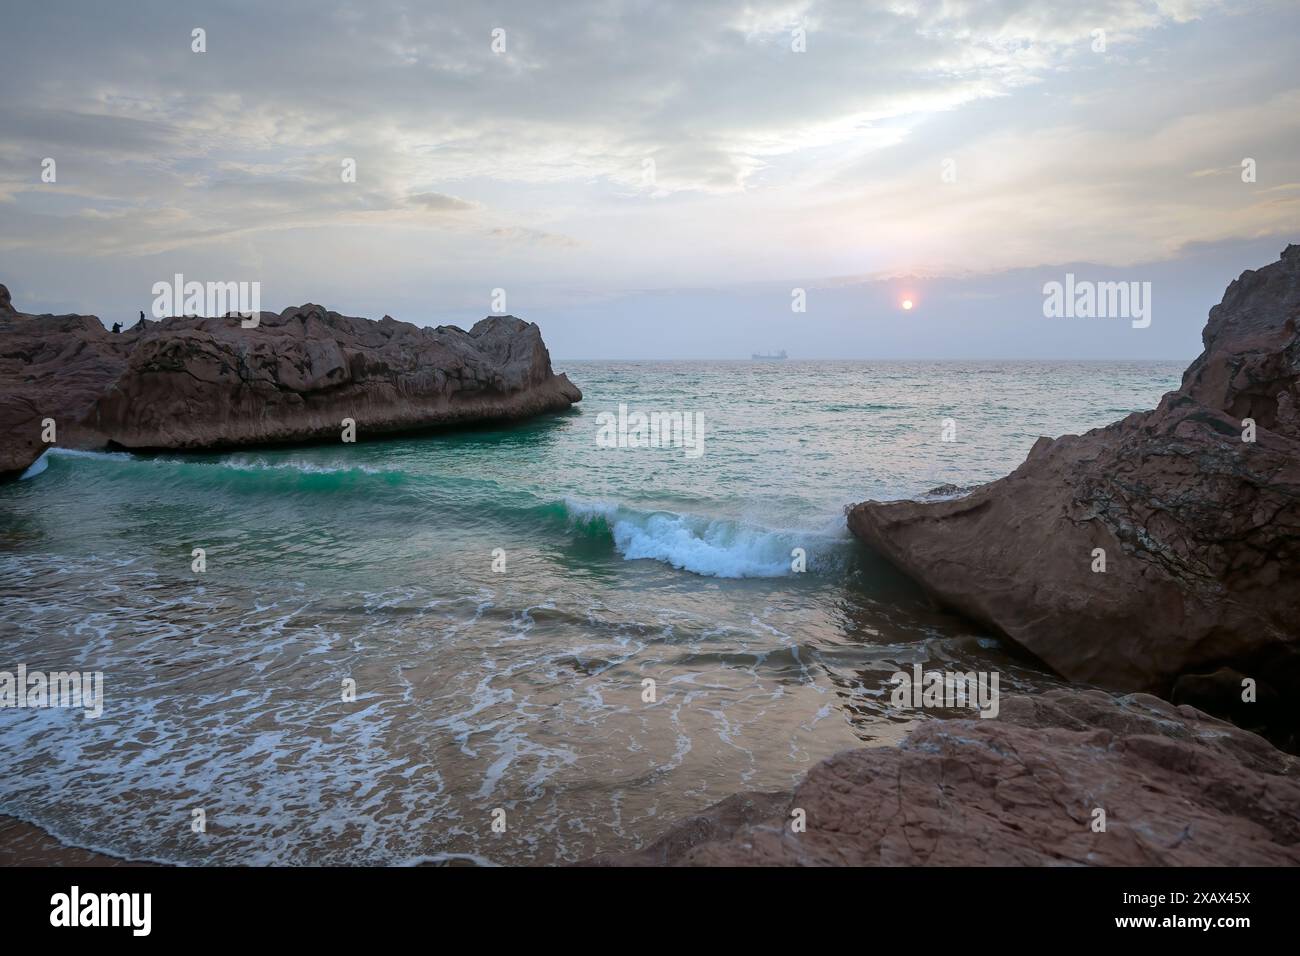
[{"xmin": 751, "ymin": 349, "xmax": 788, "ymax": 360}]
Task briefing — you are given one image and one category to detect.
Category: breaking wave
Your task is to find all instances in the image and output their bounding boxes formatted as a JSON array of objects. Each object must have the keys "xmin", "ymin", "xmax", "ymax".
[{"xmin": 558, "ymin": 497, "xmax": 847, "ymax": 578}]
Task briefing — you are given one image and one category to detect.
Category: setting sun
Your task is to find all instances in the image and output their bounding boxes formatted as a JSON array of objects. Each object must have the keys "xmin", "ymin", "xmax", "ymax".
[{"xmin": 901, "ymin": 299, "xmax": 914, "ymax": 310}]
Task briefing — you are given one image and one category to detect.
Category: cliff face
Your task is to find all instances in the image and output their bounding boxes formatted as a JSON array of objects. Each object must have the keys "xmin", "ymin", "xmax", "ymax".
[
  {"xmin": 0, "ymin": 290, "xmax": 581, "ymax": 477},
  {"xmin": 847, "ymin": 246, "xmax": 1300, "ymax": 739},
  {"xmin": 0, "ymin": 296, "xmax": 131, "ymax": 476}
]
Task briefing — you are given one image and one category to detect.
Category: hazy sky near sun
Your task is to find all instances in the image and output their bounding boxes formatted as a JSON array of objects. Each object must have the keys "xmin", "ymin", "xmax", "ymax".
[{"xmin": 1, "ymin": 0, "xmax": 1297, "ymax": 358}]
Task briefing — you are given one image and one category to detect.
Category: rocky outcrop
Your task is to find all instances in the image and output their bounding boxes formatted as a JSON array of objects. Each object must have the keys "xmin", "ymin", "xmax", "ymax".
[
  {"xmin": 0, "ymin": 303, "xmax": 130, "ymax": 476},
  {"xmin": 0, "ymin": 288, "xmax": 581, "ymax": 477},
  {"xmin": 587, "ymin": 688, "xmax": 1300, "ymax": 866},
  {"xmin": 847, "ymin": 245, "xmax": 1300, "ymax": 747}
]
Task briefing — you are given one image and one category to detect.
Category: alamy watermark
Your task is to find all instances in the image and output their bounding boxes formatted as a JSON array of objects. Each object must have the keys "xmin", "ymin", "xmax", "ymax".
[
  {"xmin": 1043, "ymin": 274, "xmax": 1151, "ymax": 328},
  {"xmin": 1, "ymin": 664, "xmax": 103, "ymax": 718},
  {"xmin": 50, "ymin": 886, "xmax": 150, "ymax": 936},
  {"xmin": 890, "ymin": 664, "xmax": 1000, "ymax": 718},
  {"xmin": 151, "ymin": 273, "xmax": 261, "ymax": 326},
  {"xmin": 596, "ymin": 403, "xmax": 705, "ymax": 459}
]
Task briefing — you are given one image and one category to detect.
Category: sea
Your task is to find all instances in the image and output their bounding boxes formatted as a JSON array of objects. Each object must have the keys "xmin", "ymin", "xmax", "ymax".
[{"xmin": 0, "ymin": 360, "xmax": 1184, "ymax": 865}]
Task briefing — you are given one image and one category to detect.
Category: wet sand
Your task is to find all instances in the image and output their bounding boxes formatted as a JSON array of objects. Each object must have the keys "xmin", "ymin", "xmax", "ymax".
[{"xmin": 0, "ymin": 814, "xmax": 150, "ymax": 867}]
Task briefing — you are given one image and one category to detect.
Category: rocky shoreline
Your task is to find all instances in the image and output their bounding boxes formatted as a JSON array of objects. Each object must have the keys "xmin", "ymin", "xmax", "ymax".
[
  {"xmin": 6, "ymin": 249, "xmax": 1296, "ymax": 868},
  {"xmin": 850, "ymin": 245, "xmax": 1298, "ymax": 750},
  {"xmin": 0, "ymin": 285, "xmax": 581, "ymax": 479},
  {"xmin": 589, "ymin": 245, "xmax": 1299, "ymax": 867},
  {"xmin": 0, "ymin": 815, "xmax": 146, "ymax": 867},
  {"xmin": 585, "ymin": 687, "xmax": 1300, "ymax": 865}
]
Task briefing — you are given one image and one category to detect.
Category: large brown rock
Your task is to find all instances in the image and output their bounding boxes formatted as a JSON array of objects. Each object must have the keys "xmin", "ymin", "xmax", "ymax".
[
  {"xmin": 0, "ymin": 296, "xmax": 132, "ymax": 476},
  {"xmin": 0, "ymin": 287, "xmax": 580, "ymax": 477},
  {"xmin": 847, "ymin": 246, "xmax": 1300, "ymax": 743},
  {"xmin": 587, "ymin": 688, "xmax": 1300, "ymax": 866}
]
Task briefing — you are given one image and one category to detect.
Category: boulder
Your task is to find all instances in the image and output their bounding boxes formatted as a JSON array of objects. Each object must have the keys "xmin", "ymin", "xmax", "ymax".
[
  {"xmin": 586, "ymin": 688, "xmax": 1300, "ymax": 866},
  {"xmin": 846, "ymin": 246, "xmax": 1300, "ymax": 747}
]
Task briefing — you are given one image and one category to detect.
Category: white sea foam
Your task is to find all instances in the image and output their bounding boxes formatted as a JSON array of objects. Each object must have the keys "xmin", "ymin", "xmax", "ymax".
[
  {"xmin": 220, "ymin": 455, "xmax": 391, "ymax": 475},
  {"xmin": 19, "ymin": 447, "xmax": 134, "ymax": 479},
  {"xmin": 563, "ymin": 497, "xmax": 845, "ymax": 578},
  {"xmin": 17, "ymin": 447, "xmax": 389, "ymax": 480},
  {"xmin": 17, "ymin": 456, "xmax": 46, "ymax": 479}
]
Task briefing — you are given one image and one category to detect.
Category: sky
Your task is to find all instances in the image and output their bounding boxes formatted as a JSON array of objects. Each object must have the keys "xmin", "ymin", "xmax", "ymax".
[{"xmin": 1, "ymin": 0, "xmax": 1297, "ymax": 359}]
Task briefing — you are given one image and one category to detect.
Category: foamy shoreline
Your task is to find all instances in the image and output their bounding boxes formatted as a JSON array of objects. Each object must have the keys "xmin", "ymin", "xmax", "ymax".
[{"xmin": 0, "ymin": 814, "xmax": 151, "ymax": 867}]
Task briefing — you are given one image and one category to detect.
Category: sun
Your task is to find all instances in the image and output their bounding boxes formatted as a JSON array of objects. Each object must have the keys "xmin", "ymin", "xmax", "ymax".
[{"xmin": 901, "ymin": 298, "xmax": 914, "ymax": 310}]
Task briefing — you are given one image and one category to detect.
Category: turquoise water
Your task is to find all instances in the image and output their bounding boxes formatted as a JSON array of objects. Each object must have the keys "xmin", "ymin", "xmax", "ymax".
[{"xmin": 0, "ymin": 360, "xmax": 1182, "ymax": 864}]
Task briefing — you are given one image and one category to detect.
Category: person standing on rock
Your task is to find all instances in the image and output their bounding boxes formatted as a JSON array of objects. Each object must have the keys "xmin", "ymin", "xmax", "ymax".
[
  {"xmin": 134, "ymin": 310, "xmax": 147, "ymax": 332},
  {"xmin": 111, "ymin": 321, "xmax": 122, "ymax": 333}
]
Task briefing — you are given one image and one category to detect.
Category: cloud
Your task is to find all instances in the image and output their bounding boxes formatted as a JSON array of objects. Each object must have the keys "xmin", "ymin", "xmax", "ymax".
[
  {"xmin": 406, "ymin": 191, "xmax": 477, "ymax": 211},
  {"xmin": 488, "ymin": 226, "xmax": 581, "ymax": 247},
  {"xmin": 0, "ymin": 0, "xmax": 1294, "ymax": 334}
]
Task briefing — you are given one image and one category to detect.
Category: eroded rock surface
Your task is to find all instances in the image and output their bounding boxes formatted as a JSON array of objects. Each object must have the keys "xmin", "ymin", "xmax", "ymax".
[
  {"xmin": 0, "ymin": 289, "xmax": 580, "ymax": 477},
  {"xmin": 586, "ymin": 689, "xmax": 1300, "ymax": 866},
  {"xmin": 847, "ymin": 246, "xmax": 1300, "ymax": 744}
]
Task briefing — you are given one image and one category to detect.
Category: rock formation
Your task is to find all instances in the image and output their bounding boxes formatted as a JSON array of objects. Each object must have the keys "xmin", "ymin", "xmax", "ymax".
[
  {"xmin": 0, "ymin": 296, "xmax": 129, "ymax": 477},
  {"xmin": 847, "ymin": 245, "xmax": 1300, "ymax": 747},
  {"xmin": 0, "ymin": 288, "xmax": 581, "ymax": 478},
  {"xmin": 587, "ymin": 688, "xmax": 1300, "ymax": 865}
]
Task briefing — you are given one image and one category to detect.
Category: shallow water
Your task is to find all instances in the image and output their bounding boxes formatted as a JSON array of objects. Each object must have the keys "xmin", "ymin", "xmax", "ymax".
[{"xmin": 0, "ymin": 360, "xmax": 1183, "ymax": 864}]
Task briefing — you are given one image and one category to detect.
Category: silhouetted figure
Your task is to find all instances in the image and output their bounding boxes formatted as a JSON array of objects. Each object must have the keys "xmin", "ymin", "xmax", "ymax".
[
  {"xmin": 111, "ymin": 322, "xmax": 122, "ymax": 333},
  {"xmin": 134, "ymin": 310, "xmax": 147, "ymax": 332}
]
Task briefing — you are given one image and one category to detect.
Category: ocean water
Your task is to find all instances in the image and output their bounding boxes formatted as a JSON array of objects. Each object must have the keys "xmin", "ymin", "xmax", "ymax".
[{"xmin": 0, "ymin": 360, "xmax": 1183, "ymax": 865}]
